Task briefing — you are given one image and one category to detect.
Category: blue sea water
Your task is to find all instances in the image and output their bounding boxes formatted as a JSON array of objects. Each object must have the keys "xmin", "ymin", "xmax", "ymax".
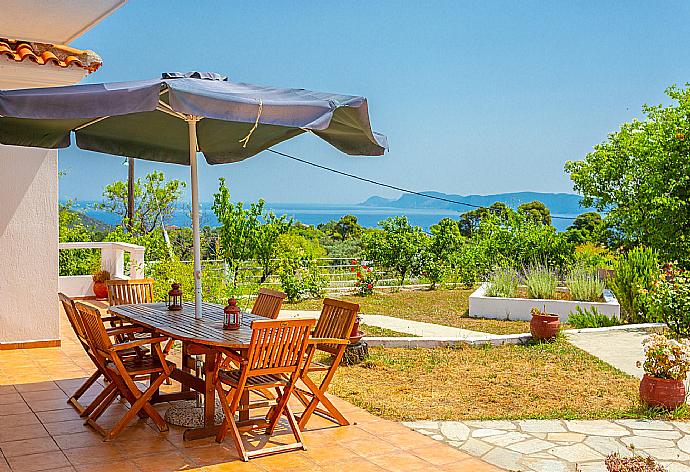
[{"xmin": 73, "ymin": 201, "xmax": 576, "ymax": 232}]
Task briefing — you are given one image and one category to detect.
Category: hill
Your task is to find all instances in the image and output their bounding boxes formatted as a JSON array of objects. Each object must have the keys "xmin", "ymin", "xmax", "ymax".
[{"xmin": 361, "ymin": 191, "xmax": 592, "ymax": 214}]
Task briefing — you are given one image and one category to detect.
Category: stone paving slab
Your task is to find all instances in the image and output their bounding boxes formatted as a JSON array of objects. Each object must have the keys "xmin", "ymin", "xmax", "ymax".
[
  {"xmin": 566, "ymin": 329, "xmax": 648, "ymax": 378},
  {"xmin": 404, "ymin": 419, "xmax": 690, "ymax": 471}
]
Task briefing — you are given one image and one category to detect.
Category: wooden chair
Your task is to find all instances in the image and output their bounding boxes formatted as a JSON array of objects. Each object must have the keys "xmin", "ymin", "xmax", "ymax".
[
  {"xmin": 75, "ymin": 302, "xmax": 175, "ymax": 440},
  {"xmin": 250, "ymin": 288, "xmax": 286, "ymax": 319},
  {"xmin": 106, "ymin": 278, "xmax": 155, "ymax": 305},
  {"xmin": 58, "ymin": 293, "xmax": 146, "ymax": 417},
  {"xmin": 295, "ymin": 298, "xmax": 359, "ymax": 430},
  {"xmin": 214, "ymin": 318, "xmax": 315, "ymax": 461}
]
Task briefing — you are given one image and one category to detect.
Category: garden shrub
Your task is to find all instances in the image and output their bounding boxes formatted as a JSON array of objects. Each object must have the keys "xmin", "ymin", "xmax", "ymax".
[
  {"xmin": 524, "ymin": 264, "xmax": 558, "ymax": 299},
  {"xmin": 646, "ymin": 263, "xmax": 690, "ymax": 338},
  {"xmin": 568, "ymin": 306, "xmax": 619, "ymax": 329},
  {"xmin": 485, "ymin": 268, "xmax": 519, "ymax": 298},
  {"xmin": 610, "ymin": 246, "xmax": 659, "ymax": 323},
  {"xmin": 604, "ymin": 452, "xmax": 665, "ymax": 472},
  {"xmin": 566, "ymin": 267, "xmax": 605, "ymax": 301}
]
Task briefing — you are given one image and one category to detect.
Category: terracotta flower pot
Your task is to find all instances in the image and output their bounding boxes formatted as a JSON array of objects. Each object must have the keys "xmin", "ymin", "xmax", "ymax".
[
  {"xmin": 530, "ymin": 312, "xmax": 560, "ymax": 340},
  {"xmin": 639, "ymin": 374, "xmax": 686, "ymax": 410},
  {"xmin": 93, "ymin": 281, "xmax": 108, "ymax": 299}
]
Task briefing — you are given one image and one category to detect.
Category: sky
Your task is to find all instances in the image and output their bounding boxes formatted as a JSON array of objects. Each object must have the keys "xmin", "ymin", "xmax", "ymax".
[{"xmin": 58, "ymin": 0, "xmax": 690, "ymax": 204}]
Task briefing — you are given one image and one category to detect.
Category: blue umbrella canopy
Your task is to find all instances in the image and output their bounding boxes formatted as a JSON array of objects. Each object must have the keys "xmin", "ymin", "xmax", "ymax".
[
  {"xmin": 0, "ymin": 72, "xmax": 387, "ymax": 318},
  {"xmin": 0, "ymin": 71, "xmax": 387, "ymax": 163}
]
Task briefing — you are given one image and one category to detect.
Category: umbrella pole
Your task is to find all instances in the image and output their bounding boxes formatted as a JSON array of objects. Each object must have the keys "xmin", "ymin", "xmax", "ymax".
[{"xmin": 187, "ymin": 117, "xmax": 203, "ymax": 319}]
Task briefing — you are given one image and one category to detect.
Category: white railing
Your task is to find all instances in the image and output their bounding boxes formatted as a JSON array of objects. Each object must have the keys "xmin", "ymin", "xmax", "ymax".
[{"xmin": 58, "ymin": 242, "xmax": 146, "ymax": 297}]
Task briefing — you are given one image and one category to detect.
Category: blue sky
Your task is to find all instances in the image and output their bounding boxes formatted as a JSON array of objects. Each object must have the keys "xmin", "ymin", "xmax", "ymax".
[{"xmin": 58, "ymin": 0, "xmax": 690, "ymax": 204}]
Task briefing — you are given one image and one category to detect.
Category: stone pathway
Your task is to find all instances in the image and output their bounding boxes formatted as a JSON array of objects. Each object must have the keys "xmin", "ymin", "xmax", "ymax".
[
  {"xmin": 404, "ymin": 419, "xmax": 690, "ymax": 471},
  {"xmin": 360, "ymin": 314, "xmax": 489, "ymax": 338},
  {"xmin": 566, "ymin": 329, "xmax": 647, "ymax": 378}
]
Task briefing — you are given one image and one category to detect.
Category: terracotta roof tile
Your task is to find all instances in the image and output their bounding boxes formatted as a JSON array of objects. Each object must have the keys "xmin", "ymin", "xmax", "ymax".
[{"xmin": 0, "ymin": 38, "xmax": 102, "ymax": 73}]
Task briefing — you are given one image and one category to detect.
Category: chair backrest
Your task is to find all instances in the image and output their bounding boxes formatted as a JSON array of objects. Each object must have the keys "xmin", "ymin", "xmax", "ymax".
[
  {"xmin": 313, "ymin": 298, "xmax": 359, "ymax": 355},
  {"xmin": 246, "ymin": 318, "xmax": 314, "ymax": 376},
  {"xmin": 106, "ymin": 278, "xmax": 155, "ymax": 305},
  {"xmin": 58, "ymin": 293, "xmax": 89, "ymax": 348},
  {"xmin": 250, "ymin": 288, "xmax": 287, "ymax": 319},
  {"xmin": 75, "ymin": 302, "xmax": 114, "ymax": 358}
]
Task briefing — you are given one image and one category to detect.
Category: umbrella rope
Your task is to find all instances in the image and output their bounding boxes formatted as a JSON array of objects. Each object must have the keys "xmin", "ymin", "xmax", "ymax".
[
  {"xmin": 266, "ymin": 148, "xmax": 578, "ymax": 221},
  {"xmin": 238, "ymin": 100, "xmax": 263, "ymax": 148}
]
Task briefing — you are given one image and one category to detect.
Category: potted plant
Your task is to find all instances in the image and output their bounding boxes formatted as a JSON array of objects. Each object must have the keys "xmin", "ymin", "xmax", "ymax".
[
  {"xmin": 637, "ymin": 333, "xmax": 690, "ymax": 410},
  {"xmin": 530, "ymin": 306, "xmax": 560, "ymax": 340},
  {"xmin": 92, "ymin": 269, "xmax": 110, "ymax": 299}
]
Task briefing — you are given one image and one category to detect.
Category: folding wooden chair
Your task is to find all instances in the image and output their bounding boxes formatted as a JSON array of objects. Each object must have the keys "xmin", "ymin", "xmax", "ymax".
[
  {"xmin": 58, "ymin": 293, "xmax": 147, "ymax": 417},
  {"xmin": 75, "ymin": 302, "xmax": 175, "ymax": 440},
  {"xmin": 214, "ymin": 318, "xmax": 315, "ymax": 461},
  {"xmin": 295, "ymin": 298, "xmax": 359, "ymax": 430},
  {"xmin": 250, "ymin": 288, "xmax": 286, "ymax": 319},
  {"xmin": 106, "ymin": 278, "xmax": 155, "ymax": 305}
]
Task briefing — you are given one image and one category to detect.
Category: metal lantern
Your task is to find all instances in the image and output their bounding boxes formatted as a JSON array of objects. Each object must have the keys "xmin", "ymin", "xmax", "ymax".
[
  {"xmin": 167, "ymin": 283, "xmax": 183, "ymax": 311},
  {"xmin": 223, "ymin": 298, "xmax": 241, "ymax": 330}
]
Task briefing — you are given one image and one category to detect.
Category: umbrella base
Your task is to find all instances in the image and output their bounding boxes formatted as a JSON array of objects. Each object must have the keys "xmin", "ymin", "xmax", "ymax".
[{"xmin": 164, "ymin": 400, "xmax": 224, "ymax": 428}]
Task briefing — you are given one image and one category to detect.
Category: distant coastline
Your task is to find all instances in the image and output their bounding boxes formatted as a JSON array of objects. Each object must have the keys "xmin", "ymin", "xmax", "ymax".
[{"xmin": 66, "ymin": 191, "xmax": 588, "ymax": 232}]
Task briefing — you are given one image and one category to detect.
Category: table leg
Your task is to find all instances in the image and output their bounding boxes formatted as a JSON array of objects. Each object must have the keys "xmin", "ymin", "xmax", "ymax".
[{"xmin": 204, "ymin": 351, "xmax": 217, "ymax": 427}]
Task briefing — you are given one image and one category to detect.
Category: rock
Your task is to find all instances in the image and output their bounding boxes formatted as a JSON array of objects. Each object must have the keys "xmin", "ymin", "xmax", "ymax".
[
  {"xmin": 439, "ymin": 422, "xmax": 470, "ymax": 441},
  {"xmin": 403, "ymin": 420, "xmax": 439, "ymax": 430},
  {"xmin": 459, "ymin": 438, "xmax": 493, "ymax": 457},
  {"xmin": 464, "ymin": 420, "xmax": 517, "ymax": 430},
  {"xmin": 482, "ymin": 447, "xmax": 523, "ymax": 470},
  {"xmin": 642, "ymin": 447, "xmax": 690, "ymax": 461},
  {"xmin": 565, "ymin": 420, "xmax": 629, "ymax": 437},
  {"xmin": 483, "ymin": 431, "xmax": 531, "ymax": 447},
  {"xmin": 621, "ymin": 436, "xmax": 675, "ymax": 450},
  {"xmin": 507, "ymin": 438, "xmax": 555, "ymax": 454},
  {"xmin": 584, "ymin": 436, "xmax": 631, "ymax": 457},
  {"xmin": 472, "ymin": 428, "xmax": 507, "ymax": 438},
  {"xmin": 634, "ymin": 429, "xmax": 682, "ymax": 440},
  {"xmin": 677, "ymin": 434, "xmax": 690, "ymax": 454},
  {"xmin": 342, "ymin": 341, "xmax": 369, "ymax": 365},
  {"xmin": 615, "ymin": 419, "xmax": 674, "ymax": 431},
  {"xmin": 547, "ymin": 443, "xmax": 604, "ymax": 462},
  {"xmin": 519, "ymin": 457, "xmax": 572, "ymax": 472},
  {"xmin": 547, "ymin": 432, "xmax": 587, "ymax": 443},
  {"xmin": 517, "ymin": 419, "xmax": 566, "ymax": 433}
]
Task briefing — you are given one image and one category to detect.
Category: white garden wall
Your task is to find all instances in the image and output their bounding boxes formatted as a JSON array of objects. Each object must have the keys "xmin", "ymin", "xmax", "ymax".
[{"xmin": 468, "ymin": 283, "xmax": 620, "ymax": 323}]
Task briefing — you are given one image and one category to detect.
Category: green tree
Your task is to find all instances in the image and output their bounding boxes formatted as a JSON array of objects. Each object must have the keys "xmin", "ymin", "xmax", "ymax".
[
  {"xmin": 363, "ymin": 216, "xmax": 428, "ymax": 285},
  {"xmin": 97, "ymin": 171, "xmax": 185, "ymax": 235},
  {"xmin": 58, "ymin": 200, "xmax": 100, "ymax": 276},
  {"xmin": 566, "ymin": 85, "xmax": 690, "ymax": 264},
  {"xmin": 565, "ymin": 212, "xmax": 609, "ymax": 245},
  {"xmin": 457, "ymin": 202, "xmax": 511, "ymax": 237},
  {"xmin": 517, "ymin": 200, "xmax": 551, "ymax": 226},
  {"xmin": 424, "ymin": 217, "xmax": 465, "ymax": 287},
  {"xmin": 211, "ymin": 178, "xmax": 263, "ymax": 287},
  {"xmin": 276, "ymin": 232, "xmax": 326, "ymax": 302},
  {"xmin": 254, "ymin": 212, "xmax": 293, "ymax": 283}
]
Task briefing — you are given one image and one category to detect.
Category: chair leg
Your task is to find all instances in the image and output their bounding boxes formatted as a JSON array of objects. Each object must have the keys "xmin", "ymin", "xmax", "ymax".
[
  {"xmin": 81, "ymin": 382, "xmax": 116, "ymax": 418},
  {"xmin": 105, "ymin": 373, "xmax": 168, "ymax": 440},
  {"xmin": 298, "ymin": 375, "xmax": 349, "ymax": 430},
  {"xmin": 215, "ymin": 384, "xmax": 248, "ymax": 461},
  {"xmin": 68, "ymin": 370, "xmax": 101, "ymax": 414}
]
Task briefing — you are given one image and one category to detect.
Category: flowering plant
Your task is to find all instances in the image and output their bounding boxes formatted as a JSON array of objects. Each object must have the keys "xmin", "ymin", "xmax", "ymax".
[
  {"xmin": 636, "ymin": 333, "xmax": 690, "ymax": 380},
  {"xmin": 351, "ymin": 259, "xmax": 377, "ymax": 296},
  {"xmin": 644, "ymin": 262, "xmax": 690, "ymax": 338}
]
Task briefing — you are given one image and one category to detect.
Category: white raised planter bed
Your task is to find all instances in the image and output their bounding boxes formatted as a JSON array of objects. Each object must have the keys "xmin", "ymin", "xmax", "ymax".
[{"xmin": 468, "ymin": 283, "xmax": 620, "ymax": 323}]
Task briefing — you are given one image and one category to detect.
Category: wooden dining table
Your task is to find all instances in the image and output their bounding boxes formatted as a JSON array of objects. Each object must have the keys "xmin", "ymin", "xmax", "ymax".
[{"xmin": 107, "ymin": 301, "xmax": 263, "ymax": 440}]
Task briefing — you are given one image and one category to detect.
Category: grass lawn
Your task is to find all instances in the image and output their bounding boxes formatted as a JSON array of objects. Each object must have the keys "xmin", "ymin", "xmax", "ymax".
[
  {"xmin": 286, "ymin": 288, "xmax": 532, "ymax": 335},
  {"xmin": 314, "ymin": 339, "xmax": 659, "ymax": 422},
  {"xmin": 361, "ymin": 324, "xmax": 413, "ymax": 337}
]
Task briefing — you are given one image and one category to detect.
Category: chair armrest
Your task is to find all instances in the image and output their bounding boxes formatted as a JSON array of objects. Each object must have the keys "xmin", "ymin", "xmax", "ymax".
[
  {"xmin": 111, "ymin": 336, "xmax": 169, "ymax": 351},
  {"xmin": 101, "ymin": 316, "xmax": 122, "ymax": 323},
  {"xmin": 308, "ymin": 337, "xmax": 350, "ymax": 346},
  {"xmin": 106, "ymin": 326, "xmax": 145, "ymax": 337},
  {"xmin": 217, "ymin": 347, "xmax": 244, "ymax": 364}
]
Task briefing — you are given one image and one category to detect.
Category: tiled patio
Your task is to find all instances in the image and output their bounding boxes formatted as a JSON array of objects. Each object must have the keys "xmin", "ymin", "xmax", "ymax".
[{"xmin": 0, "ymin": 305, "xmax": 500, "ymax": 471}]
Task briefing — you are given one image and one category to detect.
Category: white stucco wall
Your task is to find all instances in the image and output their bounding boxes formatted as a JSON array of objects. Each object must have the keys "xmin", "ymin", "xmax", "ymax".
[{"xmin": 0, "ymin": 146, "xmax": 59, "ymax": 345}]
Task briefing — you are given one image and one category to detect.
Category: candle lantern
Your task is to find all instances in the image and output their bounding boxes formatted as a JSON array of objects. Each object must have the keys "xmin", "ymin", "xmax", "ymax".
[
  {"xmin": 223, "ymin": 298, "xmax": 241, "ymax": 330},
  {"xmin": 167, "ymin": 283, "xmax": 183, "ymax": 311}
]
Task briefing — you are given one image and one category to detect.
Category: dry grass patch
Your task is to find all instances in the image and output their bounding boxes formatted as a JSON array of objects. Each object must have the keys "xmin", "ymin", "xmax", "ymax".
[
  {"xmin": 317, "ymin": 339, "xmax": 644, "ymax": 421},
  {"xmin": 287, "ymin": 289, "xmax": 531, "ymax": 335}
]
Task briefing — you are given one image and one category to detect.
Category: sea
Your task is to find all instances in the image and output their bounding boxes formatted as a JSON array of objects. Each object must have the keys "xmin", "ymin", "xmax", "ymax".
[{"xmin": 72, "ymin": 201, "xmax": 576, "ymax": 232}]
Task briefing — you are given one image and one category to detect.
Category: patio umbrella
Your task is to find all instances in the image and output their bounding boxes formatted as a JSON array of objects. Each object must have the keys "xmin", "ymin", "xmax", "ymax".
[{"xmin": 0, "ymin": 71, "xmax": 387, "ymax": 319}]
